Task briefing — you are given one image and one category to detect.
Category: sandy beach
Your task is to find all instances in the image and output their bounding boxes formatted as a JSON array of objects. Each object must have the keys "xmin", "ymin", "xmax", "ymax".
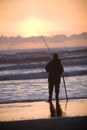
[
  {"xmin": 0, "ymin": 116, "xmax": 87, "ymax": 130},
  {"xmin": 0, "ymin": 99, "xmax": 87, "ymax": 130}
]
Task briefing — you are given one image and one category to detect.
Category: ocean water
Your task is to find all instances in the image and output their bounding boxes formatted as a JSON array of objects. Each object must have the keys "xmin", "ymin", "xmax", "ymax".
[{"xmin": 0, "ymin": 47, "xmax": 87, "ymax": 103}]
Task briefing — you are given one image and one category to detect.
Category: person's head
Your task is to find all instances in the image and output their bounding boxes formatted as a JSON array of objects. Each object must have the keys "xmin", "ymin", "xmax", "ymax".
[{"xmin": 53, "ymin": 53, "xmax": 58, "ymax": 60}]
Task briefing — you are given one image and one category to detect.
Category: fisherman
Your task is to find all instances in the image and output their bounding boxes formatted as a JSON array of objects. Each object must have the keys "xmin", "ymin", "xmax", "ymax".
[{"xmin": 45, "ymin": 53, "xmax": 64, "ymax": 102}]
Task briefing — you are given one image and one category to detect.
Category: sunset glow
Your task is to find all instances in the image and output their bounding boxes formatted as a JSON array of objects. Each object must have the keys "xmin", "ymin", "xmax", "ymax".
[
  {"xmin": 19, "ymin": 18, "xmax": 47, "ymax": 36},
  {"xmin": 0, "ymin": 0, "xmax": 87, "ymax": 50},
  {"xmin": 0, "ymin": 0, "xmax": 87, "ymax": 37}
]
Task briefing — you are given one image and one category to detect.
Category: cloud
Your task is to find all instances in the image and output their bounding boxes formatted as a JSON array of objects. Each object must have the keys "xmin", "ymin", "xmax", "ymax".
[
  {"xmin": 0, "ymin": 32, "xmax": 87, "ymax": 46},
  {"xmin": 70, "ymin": 32, "xmax": 87, "ymax": 40}
]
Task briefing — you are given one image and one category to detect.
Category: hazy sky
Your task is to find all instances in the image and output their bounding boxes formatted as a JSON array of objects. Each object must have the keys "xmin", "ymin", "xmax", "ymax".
[{"xmin": 0, "ymin": 0, "xmax": 87, "ymax": 37}]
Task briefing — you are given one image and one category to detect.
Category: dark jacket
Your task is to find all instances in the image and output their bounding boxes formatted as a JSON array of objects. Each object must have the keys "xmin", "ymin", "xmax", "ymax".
[{"xmin": 45, "ymin": 59, "xmax": 64, "ymax": 83}]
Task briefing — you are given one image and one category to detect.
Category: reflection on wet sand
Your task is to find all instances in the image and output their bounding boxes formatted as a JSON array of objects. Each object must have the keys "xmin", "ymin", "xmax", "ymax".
[
  {"xmin": 0, "ymin": 99, "xmax": 87, "ymax": 121},
  {"xmin": 49, "ymin": 101, "xmax": 64, "ymax": 117}
]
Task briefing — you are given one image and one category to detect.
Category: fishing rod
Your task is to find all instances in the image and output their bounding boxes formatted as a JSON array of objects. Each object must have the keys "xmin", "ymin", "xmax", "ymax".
[
  {"xmin": 36, "ymin": 29, "xmax": 68, "ymax": 102},
  {"xmin": 35, "ymin": 29, "xmax": 53, "ymax": 55}
]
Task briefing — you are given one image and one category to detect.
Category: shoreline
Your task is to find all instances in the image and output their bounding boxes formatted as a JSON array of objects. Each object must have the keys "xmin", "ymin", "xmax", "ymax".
[{"xmin": 0, "ymin": 97, "xmax": 87, "ymax": 104}]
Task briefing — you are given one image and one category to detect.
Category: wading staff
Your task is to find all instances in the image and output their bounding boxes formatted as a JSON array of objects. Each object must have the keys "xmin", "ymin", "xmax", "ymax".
[{"xmin": 62, "ymin": 76, "xmax": 68, "ymax": 101}]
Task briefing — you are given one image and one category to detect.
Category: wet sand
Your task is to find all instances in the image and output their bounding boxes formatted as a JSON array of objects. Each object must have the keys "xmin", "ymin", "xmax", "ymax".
[{"xmin": 0, "ymin": 99, "xmax": 87, "ymax": 130}]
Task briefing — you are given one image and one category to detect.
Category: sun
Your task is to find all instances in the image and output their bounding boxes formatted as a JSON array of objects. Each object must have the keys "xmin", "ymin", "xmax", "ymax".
[{"xmin": 20, "ymin": 18, "xmax": 46, "ymax": 37}]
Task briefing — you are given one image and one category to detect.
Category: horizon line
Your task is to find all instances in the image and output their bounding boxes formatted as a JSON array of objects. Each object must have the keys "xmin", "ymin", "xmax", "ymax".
[{"xmin": 0, "ymin": 31, "xmax": 87, "ymax": 38}]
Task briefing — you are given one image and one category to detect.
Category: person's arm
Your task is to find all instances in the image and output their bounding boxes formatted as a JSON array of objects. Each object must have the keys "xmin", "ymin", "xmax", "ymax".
[
  {"xmin": 45, "ymin": 61, "xmax": 52, "ymax": 73},
  {"xmin": 59, "ymin": 60, "xmax": 64, "ymax": 75},
  {"xmin": 45, "ymin": 63, "xmax": 49, "ymax": 73}
]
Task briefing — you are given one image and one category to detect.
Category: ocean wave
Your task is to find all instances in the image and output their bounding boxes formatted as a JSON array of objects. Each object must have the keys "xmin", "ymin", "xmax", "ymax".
[{"xmin": 0, "ymin": 70, "xmax": 87, "ymax": 81}]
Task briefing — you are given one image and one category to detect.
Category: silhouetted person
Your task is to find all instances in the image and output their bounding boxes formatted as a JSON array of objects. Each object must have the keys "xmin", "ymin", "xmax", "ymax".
[
  {"xmin": 45, "ymin": 53, "xmax": 64, "ymax": 102},
  {"xmin": 49, "ymin": 101, "xmax": 62, "ymax": 117}
]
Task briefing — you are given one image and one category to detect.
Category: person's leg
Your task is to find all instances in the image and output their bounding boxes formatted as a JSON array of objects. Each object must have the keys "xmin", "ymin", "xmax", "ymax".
[
  {"xmin": 48, "ymin": 82, "xmax": 54, "ymax": 102},
  {"xmin": 55, "ymin": 83, "xmax": 60, "ymax": 102}
]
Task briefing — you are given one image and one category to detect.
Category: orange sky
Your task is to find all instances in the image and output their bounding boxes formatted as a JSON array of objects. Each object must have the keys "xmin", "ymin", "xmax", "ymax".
[{"xmin": 0, "ymin": 0, "xmax": 87, "ymax": 37}]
